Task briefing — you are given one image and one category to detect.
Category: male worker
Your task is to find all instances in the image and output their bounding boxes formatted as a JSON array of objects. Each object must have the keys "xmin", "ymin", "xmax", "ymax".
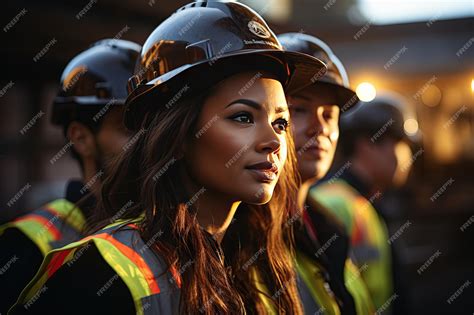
[
  {"xmin": 0, "ymin": 39, "xmax": 140, "ymax": 313},
  {"xmin": 311, "ymin": 92, "xmax": 416, "ymax": 314}
]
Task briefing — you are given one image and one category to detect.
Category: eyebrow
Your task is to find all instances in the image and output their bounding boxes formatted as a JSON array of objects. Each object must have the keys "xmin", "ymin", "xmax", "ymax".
[{"xmin": 226, "ymin": 99, "xmax": 288, "ymax": 114}]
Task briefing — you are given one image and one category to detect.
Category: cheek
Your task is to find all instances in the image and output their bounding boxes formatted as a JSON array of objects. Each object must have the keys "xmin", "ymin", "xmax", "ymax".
[
  {"xmin": 97, "ymin": 128, "xmax": 130, "ymax": 156},
  {"xmin": 187, "ymin": 122, "xmax": 250, "ymax": 185},
  {"xmin": 291, "ymin": 115, "xmax": 310, "ymax": 147}
]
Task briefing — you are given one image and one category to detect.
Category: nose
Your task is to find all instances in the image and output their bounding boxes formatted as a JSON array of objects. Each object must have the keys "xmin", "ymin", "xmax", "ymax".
[
  {"xmin": 256, "ymin": 123, "xmax": 281, "ymax": 154},
  {"xmin": 306, "ymin": 107, "xmax": 329, "ymax": 137}
]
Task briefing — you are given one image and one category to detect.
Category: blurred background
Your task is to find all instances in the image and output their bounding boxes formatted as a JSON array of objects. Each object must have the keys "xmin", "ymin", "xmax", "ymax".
[{"xmin": 0, "ymin": 0, "xmax": 473, "ymax": 313}]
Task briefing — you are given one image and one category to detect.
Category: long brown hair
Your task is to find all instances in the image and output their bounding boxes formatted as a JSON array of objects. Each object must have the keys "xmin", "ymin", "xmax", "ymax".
[{"xmin": 89, "ymin": 89, "xmax": 303, "ymax": 314}]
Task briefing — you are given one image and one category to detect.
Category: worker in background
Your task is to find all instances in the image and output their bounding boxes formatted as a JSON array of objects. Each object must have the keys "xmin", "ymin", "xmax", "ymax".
[
  {"xmin": 0, "ymin": 39, "xmax": 140, "ymax": 313},
  {"xmin": 311, "ymin": 92, "xmax": 417, "ymax": 314},
  {"xmin": 279, "ymin": 32, "xmax": 375, "ymax": 315}
]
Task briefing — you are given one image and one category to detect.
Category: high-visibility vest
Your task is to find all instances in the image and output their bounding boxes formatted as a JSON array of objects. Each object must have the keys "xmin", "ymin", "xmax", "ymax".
[
  {"xmin": 0, "ymin": 199, "xmax": 86, "ymax": 257},
  {"xmin": 344, "ymin": 259, "xmax": 375, "ymax": 315},
  {"xmin": 14, "ymin": 221, "xmax": 181, "ymax": 315},
  {"xmin": 311, "ymin": 179, "xmax": 393, "ymax": 312},
  {"xmin": 295, "ymin": 249, "xmax": 341, "ymax": 315},
  {"xmin": 13, "ymin": 220, "xmax": 277, "ymax": 315}
]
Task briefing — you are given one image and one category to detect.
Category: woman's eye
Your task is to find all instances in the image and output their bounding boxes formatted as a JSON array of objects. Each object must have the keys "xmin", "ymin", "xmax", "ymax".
[
  {"xmin": 231, "ymin": 112, "xmax": 253, "ymax": 124},
  {"xmin": 274, "ymin": 118, "xmax": 289, "ymax": 132}
]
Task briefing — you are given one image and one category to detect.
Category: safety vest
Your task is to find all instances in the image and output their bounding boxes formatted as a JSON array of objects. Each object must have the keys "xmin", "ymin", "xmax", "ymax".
[
  {"xmin": 295, "ymin": 250, "xmax": 341, "ymax": 315},
  {"xmin": 344, "ymin": 259, "xmax": 375, "ymax": 315},
  {"xmin": 14, "ymin": 220, "xmax": 278, "ymax": 315},
  {"xmin": 0, "ymin": 199, "xmax": 86, "ymax": 257},
  {"xmin": 13, "ymin": 220, "xmax": 181, "ymax": 315},
  {"xmin": 311, "ymin": 179, "xmax": 393, "ymax": 312}
]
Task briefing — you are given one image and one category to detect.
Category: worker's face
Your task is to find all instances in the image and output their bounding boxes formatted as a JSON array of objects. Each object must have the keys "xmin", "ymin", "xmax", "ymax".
[
  {"xmin": 184, "ymin": 71, "xmax": 290, "ymax": 205},
  {"xmin": 364, "ymin": 137, "xmax": 413, "ymax": 188},
  {"xmin": 287, "ymin": 85, "xmax": 340, "ymax": 183},
  {"xmin": 95, "ymin": 106, "xmax": 131, "ymax": 166}
]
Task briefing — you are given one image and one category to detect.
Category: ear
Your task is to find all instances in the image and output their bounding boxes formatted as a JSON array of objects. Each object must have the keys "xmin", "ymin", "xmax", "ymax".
[{"xmin": 67, "ymin": 122, "xmax": 98, "ymax": 159}]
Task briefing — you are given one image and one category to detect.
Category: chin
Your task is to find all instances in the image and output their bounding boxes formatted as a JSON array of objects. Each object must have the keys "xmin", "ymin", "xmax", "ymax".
[
  {"xmin": 242, "ymin": 184, "xmax": 274, "ymax": 205},
  {"xmin": 299, "ymin": 162, "xmax": 327, "ymax": 183}
]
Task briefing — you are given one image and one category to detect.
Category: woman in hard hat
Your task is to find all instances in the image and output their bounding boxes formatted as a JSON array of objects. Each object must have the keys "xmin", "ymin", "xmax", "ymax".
[
  {"xmin": 279, "ymin": 33, "xmax": 375, "ymax": 315},
  {"xmin": 10, "ymin": 2, "xmax": 326, "ymax": 315}
]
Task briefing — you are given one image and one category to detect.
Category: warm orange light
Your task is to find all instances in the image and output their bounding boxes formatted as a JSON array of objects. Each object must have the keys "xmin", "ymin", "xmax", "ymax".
[
  {"xmin": 404, "ymin": 118, "xmax": 419, "ymax": 135},
  {"xmin": 356, "ymin": 82, "xmax": 377, "ymax": 102},
  {"xmin": 471, "ymin": 79, "xmax": 474, "ymax": 92}
]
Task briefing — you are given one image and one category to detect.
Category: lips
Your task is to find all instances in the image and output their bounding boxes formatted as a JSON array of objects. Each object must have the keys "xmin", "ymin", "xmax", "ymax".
[
  {"xmin": 305, "ymin": 144, "xmax": 328, "ymax": 152},
  {"xmin": 246, "ymin": 161, "xmax": 279, "ymax": 183}
]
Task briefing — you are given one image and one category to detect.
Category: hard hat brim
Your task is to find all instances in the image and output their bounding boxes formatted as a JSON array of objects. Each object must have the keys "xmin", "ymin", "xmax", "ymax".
[{"xmin": 124, "ymin": 49, "xmax": 326, "ymax": 130}]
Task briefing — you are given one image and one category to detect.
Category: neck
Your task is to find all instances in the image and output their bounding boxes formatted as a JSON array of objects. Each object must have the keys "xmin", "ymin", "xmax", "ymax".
[
  {"xmin": 297, "ymin": 180, "xmax": 313, "ymax": 212},
  {"xmin": 194, "ymin": 191, "xmax": 241, "ymax": 244}
]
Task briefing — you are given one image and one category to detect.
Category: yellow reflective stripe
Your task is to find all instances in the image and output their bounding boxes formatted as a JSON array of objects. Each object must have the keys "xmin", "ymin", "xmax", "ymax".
[
  {"xmin": 102, "ymin": 217, "xmax": 142, "ymax": 230},
  {"xmin": 295, "ymin": 251, "xmax": 340, "ymax": 315},
  {"xmin": 249, "ymin": 268, "xmax": 277, "ymax": 314},
  {"xmin": 9, "ymin": 219, "xmax": 53, "ymax": 256},
  {"xmin": 93, "ymin": 238, "xmax": 149, "ymax": 315},
  {"xmin": 344, "ymin": 260, "xmax": 374, "ymax": 315},
  {"xmin": 46, "ymin": 199, "xmax": 85, "ymax": 232}
]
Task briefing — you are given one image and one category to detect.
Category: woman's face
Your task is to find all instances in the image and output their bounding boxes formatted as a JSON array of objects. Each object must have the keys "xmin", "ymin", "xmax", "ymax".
[
  {"xmin": 184, "ymin": 72, "xmax": 289, "ymax": 205},
  {"xmin": 287, "ymin": 85, "xmax": 340, "ymax": 183}
]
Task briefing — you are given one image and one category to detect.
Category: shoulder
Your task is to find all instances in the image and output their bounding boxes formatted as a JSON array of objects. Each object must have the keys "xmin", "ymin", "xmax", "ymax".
[
  {"xmin": 13, "ymin": 221, "xmax": 181, "ymax": 314},
  {"xmin": 0, "ymin": 199, "xmax": 85, "ymax": 256}
]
